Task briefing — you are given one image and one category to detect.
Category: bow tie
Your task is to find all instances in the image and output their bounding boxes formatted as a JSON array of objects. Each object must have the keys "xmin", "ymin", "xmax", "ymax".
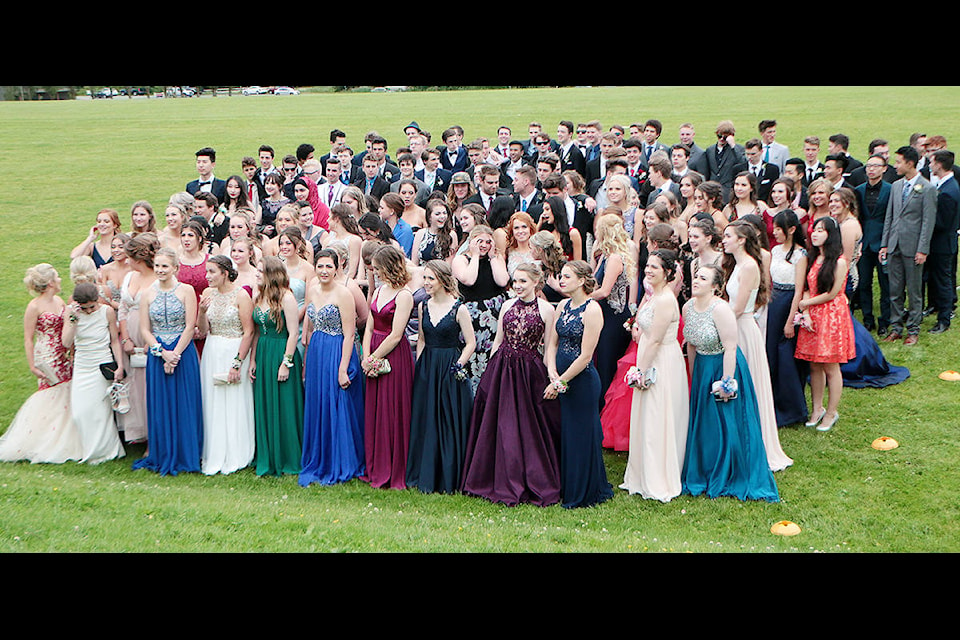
[{"xmin": 199, "ymin": 181, "xmax": 211, "ymax": 186}]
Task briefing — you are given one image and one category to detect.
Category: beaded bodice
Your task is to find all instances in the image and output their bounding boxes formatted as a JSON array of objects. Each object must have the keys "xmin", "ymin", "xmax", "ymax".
[
  {"xmin": 253, "ymin": 305, "xmax": 287, "ymax": 340},
  {"xmin": 306, "ymin": 303, "xmax": 343, "ymax": 337},
  {"xmin": 421, "ymin": 300, "xmax": 461, "ymax": 349},
  {"xmin": 636, "ymin": 294, "xmax": 680, "ymax": 345},
  {"xmin": 206, "ymin": 288, "xmax": 243, "ymax": 339},
  {"xmin": 596, "ymin": 256, "xmax": 629, "ymax": 314},
  {"xmin": 555, "ymin": 299, "xmax": 590, "ymax": 362},
  {"xmin": 149, "ymin": 283, "xmax": 187, "ymax": 340},
  {"xmin": 683, "ymin": 299, "xmax": 724, "ymax": 356},
  {"xmin": 500, "ymin": 298, "xmax": 545, "ymax": 357}
]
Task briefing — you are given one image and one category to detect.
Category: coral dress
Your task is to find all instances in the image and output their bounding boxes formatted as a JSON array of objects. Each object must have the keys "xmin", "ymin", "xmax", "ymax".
[{"xmin": 795, "ymin": 258, "xmax": 856, "ymax": 364}]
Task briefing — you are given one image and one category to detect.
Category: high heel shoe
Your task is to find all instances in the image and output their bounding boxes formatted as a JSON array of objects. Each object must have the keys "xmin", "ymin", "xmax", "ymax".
[
  {"xmin": 818, "ymin": 412, "xmax": 839, "ymax": 432},
  {"xmin": 805, "ymin": 408, "xmax": 826, "ymax": 428}
]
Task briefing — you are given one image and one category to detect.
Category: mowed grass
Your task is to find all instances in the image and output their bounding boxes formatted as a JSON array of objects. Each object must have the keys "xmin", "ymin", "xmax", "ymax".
[{"xmin": 1, "ymin": 86, "xmax": 959, "ymax": 552}]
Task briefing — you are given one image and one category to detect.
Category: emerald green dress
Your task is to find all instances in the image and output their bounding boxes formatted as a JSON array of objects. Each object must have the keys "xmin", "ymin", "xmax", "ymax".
[{"xmin": 253, "ymin": 306, "xmax": 304, "ymax": 476}]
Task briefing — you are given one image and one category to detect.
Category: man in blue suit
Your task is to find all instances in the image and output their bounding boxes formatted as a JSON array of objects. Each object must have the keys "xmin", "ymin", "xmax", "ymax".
[
  {"xmin": 439, "ymin": 127, "xmax": 469, "ymax": 173},
  {"xmin": 415, "ymin": 147, "xmax": 452, "ymax": 196},
  {"xmin": 186, "ymin": 147, "xmax": 227, "ymax": 205},
  {"xmin": 855, "ymin": 153, "xmax": 894, "ymax": 334},
  {"xmin": 926, "ymin": 150, "xmax": 960, "ymax": 334}
]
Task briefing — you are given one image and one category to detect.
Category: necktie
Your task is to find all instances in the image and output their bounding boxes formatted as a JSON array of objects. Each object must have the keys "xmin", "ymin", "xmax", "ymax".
[
  {"xmin": 764, "ymin": 145, "xmax": 770, "ymax": 162},
  {"xmin": 328, "ymin": 185, "xmax": 334, "ymax": 205},
  {"xmin": 521, "ymin": 199, "xmax": 528, "ymax": 212},
  {"xmin": 902, "ymin": 182, "xmax": 910, "ymax": 205}
]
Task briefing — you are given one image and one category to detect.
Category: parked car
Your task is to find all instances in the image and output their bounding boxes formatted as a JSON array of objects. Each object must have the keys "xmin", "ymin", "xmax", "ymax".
[
  {"xmin": 94, "ymin": 87, "xmax": 116, "ymax": 99},
  {"xmin": 181, "ymin": 86, "xmax": 197, "ymax": 97},
  {"xmin": 273, "ymin": 86, "xmax": 300, "ymax": 95},
  {"xmin": 242, "ymin": 86, "xmax": 267, "ymax": 96}
]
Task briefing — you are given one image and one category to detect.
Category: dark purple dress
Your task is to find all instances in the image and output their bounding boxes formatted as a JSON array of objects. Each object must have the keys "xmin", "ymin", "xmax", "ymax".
[{"xmin": 461, "ymin": 297, "xmax": 562, "ymax": 506}]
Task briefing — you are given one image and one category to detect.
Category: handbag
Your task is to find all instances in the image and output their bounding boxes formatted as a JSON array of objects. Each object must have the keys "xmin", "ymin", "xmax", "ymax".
[
  {"xmin": 129, "ymin": 348, "xmax": 147, "ymax": 368},
  {"xmin": 99, "ymin": 360, "xmax": 120, "ymax": 381}
]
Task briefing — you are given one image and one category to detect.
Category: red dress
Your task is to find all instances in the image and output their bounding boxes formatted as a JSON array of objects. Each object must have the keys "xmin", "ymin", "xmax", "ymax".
[{"xmin": 795, "ymin": 258, "xmax": 856, "ymax": 364}]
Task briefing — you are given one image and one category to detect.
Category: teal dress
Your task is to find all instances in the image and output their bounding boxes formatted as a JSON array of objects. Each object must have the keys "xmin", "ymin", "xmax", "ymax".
[{"xmin": 252, "ymin": 306, "xmax": 304, "ymax": 476}]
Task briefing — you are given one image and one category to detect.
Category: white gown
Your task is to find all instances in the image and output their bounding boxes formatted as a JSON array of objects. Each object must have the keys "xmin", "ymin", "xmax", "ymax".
[{"xmin": 118, "ymin": 271, "xmax": 148, "ymax": 443}]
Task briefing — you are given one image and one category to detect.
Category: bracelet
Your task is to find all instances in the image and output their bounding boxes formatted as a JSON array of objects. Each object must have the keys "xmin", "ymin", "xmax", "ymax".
[
  {"xmin": 69, "ymin": 314, "xmax": 79, "ymax": 324},
  {"xmin": 552, "ymin": 379, "xmax": 569, "ymax": 394},
  {"xmin": 282, "ymin": 354, "xmax": 295, "ymax": 368},
  {"xmin": 149, "ymin": 343, "xmax": 164, "ymax": 357}
]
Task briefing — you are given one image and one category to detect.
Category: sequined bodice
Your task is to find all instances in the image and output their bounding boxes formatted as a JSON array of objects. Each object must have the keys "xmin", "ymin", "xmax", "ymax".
[
  {"xmin": 500, "ymin": 298, "xmax": 545, "ymax": 357},
  {"xmin": 254, "ymin": 306, "xmax": 287, "ymax": 340},
  {"xmin": 421, "ymin": 300, "xmax": 462, "ymax": 349},
  {"xmin": 555, "ymin": 300, "xmax": 591, "ymax": 362},
  {"xmin": 636, "ymin": 294, "xmax": 680, "ymax": 345},
  {"xmin": 206, "ymin": 288, "xmax": 243, "ymax": 338},
  {"xmin": 306, "ymin": 303, "xmax": 343, "ymax": 337},
  {"xmin": 596, "ymin": 256, "xmax": 629, "ymax": 314},
  {"xmin": 149, "ymin": 284, "xmax": 187, "ymax": 339},
  {"xmin": 683, "ymin": 299, "xmax": 724, "ymax": 355}
]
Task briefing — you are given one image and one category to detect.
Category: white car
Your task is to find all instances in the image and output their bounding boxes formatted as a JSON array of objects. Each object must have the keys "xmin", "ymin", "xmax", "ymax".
[
  {"xmin": 242, "ymin": 86, "xmax": 267, "ymax": 96},
  {"xmin": 273, "ymin": 86, "xmax": 300, "ymax": 95}
]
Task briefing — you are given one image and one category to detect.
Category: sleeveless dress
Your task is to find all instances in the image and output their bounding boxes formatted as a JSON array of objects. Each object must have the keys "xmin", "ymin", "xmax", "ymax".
[
  {"xmin": 554, "ymin": 300, "xmax": 614, "ymax": 509},
  {"xmin": 459, "ymin": 255, "xmax": 508, "ymax": 393},
  {"xmin": 0, "ymin": 311, "xmax": 83, "ymax": 463},
  {"xmin": 118, "ymin": 271, "xmax": 148, "ymax": 442},
  {"xmin": 461, "ymin": 298, "xmax": 562, "ymax": 506},
  {"xmin": 71, "ymin": 305, "xmax": 126, "ymax": 465},
  {"xmin": 766, "ymin": 245, "xmax": 810, "ymax": 426},
  {"xmin": 300, "ymin": 303, "xmax": 365, "ymax": 487},
  {"xmin": 619, "ymin": 293, "xmax": 689, "ymax": 502},
  {"xmin": 133, "ymin": 284, "xmax": 202, "ymax": 475},
  {"xmin": 795, "ymin": 258, "xmax": 856, "ymax": 364},
  {"xmin": 200, "ymin": 288, "xmax": 255, "ymax": 475},
  {"xmin": 289, "ymin": 277, "xmax": 307, "ymax": 357},
  {"xmin": 594, "ymin": 255, "xmax": 632, "ymax": 408},
  {"xmin": 178, "ymin": 256, "xmax": 209, "ymax": 357},
  {"xmin": 362, "ymin": 289, "xmax": 415, "ymax": 489},
  {"xmin": 252, "ymin": 305, "xmax": 304, "ymax": 476},
  {"xmin": 406, "ymin": 300, "xmax": 474, "ymax": 494},
  {"xmin": 726, "ymin": 264, "xmax": 793, "ymax": 472},
  {"xmin": 681, "ymin": 300, "xmax": 779, "ymax": 502}
]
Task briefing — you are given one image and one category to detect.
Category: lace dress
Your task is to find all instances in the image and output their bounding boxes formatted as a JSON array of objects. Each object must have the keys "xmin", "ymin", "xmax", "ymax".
[{"xmin": 594, "ymin": 255, "xmax": 632, "ymax": 406}]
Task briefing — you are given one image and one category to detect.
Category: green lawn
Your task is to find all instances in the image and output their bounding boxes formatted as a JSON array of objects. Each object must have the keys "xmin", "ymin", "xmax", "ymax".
[{"xmin": 1, "ymin": 86, "xmax": 958, "ymax": 552}]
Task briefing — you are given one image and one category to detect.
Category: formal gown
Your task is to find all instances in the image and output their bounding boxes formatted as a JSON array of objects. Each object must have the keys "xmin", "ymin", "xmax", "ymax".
[
  {"xmin": 766, "ymin": 245, "xmax": 810, "ymax": 426},
  {"xmin": 0, "ymin": 311, "xmax": 83, "ymax": 463},
  {"xmin": 681, "ymin": 300, "xmax": 779, "ymax": 502},
  {"xmin": 554, "ymin": 300, "xmax": 614, "ymax": 509},
  {"xmin": 118, "ymin": 271, "xmax": 148, "ymax": 443},
  {"xmin": 600, "ymin": 340, "xmax": 638, "ymax": 451},
  {"xmin": 594, "ymin": 255, "xmax": 632, "ymax": 408},
  {"xmin": 289, "ymin": 277, "xmax": 307, "ymax": 357},
  {"xmin": 362, "ymin": 290, "xmax": 414, "ymax": 489},
  {"xmin": 133, "ymin": 284, "xmax": 202, "ymax": 475},
  {"xmin": 795, "ymin": 258, "xmax": 856, "ymax": 364},
  {"xmin": 461, "ymin": 298, "xmax": 562, "ymax": 506},
  {"xmin": 405, "ymin": 300, "xmax": 474, "ymax": 494},
  {"xmin": 619, "ymin": 294, "xmax": 689, "ymax": 502},
  {"xmin": 459, "ymin": 255, "xmax": 508, "ymax": 394},
  {"xmin": 252, "ymin": 305, "xmax": 304, "ymax": 476},
  {"xmin": 178, "ymin": 257, "xmax": 209, "ymax": 357},
  {"xmin": 200, "ymin": 288, "xmax": 255, "ymax": 475},
  {"xmin": 300, "ymin": 302, "xmax": 365, "ymax": 487},
  {"xmin": 70, "ymin": 305, "xmax": 126, "ymax": 465},
  {"xmin": 726, "ymin": 264, "xmax": 793, "ymax": 472}
]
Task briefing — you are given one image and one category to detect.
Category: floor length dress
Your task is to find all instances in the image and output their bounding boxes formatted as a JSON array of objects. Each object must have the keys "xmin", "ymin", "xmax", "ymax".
[
  {"xmin": 300, "ymin": 303, "xmax": 365, "ymax": 487},
  {"xmin": 118, "ymin": 271, "xmax": 148, "ymax": 442},
  {"xmin": 619, "ymin": 295, "xmax": 689, "ymax": 502},
  {"xmin": 681, "ymin": 300, "xmax": 779, "ymax": 502},
  {"xmin": 252, "ymin": 306, "xmax": 304, "ymax": 476},
  {"xmin": 406, "ymin": 300, "xmax": 474, "ymax": 494},
  {"xmin": 133, "ymin": 284, "xmax": 202, "ymax": 475},
  {"xmin": 0, "ymin": 312, "xmax": 82, "ymax": 463},
  {"xmin": 461, "ymin": 298, "xmax": 562, "ymax": 506},
  {"xmin": 200, "ymin": 288, "xmax": 255, "ymax": 475},
  {"xmin": 726, "ymin": 264, "xmax": 793, "ymax": 472},
  {"xmin": 594, "ymin": 256, "xmax": 632, "ymax": 408},
  {"xmin": 459, "ymin": 255, "xmax": 508, "ymax": 394},
  {"xmin": 362, "ymin": 291, "xmax": 414, "ymax": 489},
  {"xmin": 555, "ymin": 300, "xmax": 614, "ymax": 509},
  {"xmin": 72, "ymin": 305, "xmax": 126, "ymax": 465},
  {"xmin": 765, "ymin": 245, "xmax": 810, "ymax": 426}
]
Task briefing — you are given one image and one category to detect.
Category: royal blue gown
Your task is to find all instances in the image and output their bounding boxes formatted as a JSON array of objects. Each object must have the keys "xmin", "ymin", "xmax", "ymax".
[
  {"xmin": 554, "ymin": 299, "xmax": 614, "ymax": 509},
  {"xmin": 406, "ymin": 300, "xmax": 474, "ymax": 494},
  {"xmin": 133, "ymin": 283, "xmax": 203, "ymax": 476},
  {"xmin": 681, "ymin": 299, "xmax": 779, "ymax": 503},
  {"xmin": 299, "ymin": 303, "xmax": 365, "ymax": 487}
]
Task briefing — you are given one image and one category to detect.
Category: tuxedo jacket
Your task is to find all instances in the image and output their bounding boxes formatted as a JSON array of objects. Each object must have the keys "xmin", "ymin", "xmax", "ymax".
[
  {"xmin": 557, "ymin": 142, "xmax": 587, "ymax": 177},
  {"xmin": 931, "ymin": 176, "xmax": 960, "ymax": 255},
  {"xmin": 186, "ymin": 177, "xmax": 227, "ymax": 204},
  {"xmin": 643, "ymin": 181, "xmax": 682, "ymax": 208},
  {"xmin": 439, "ymin": 146, "xmax": 469, "ymax": 173},
  {"xmin": 854, "ymin": 180, "xmax": 892, "ymax": 253},
  {"xmin": 415, "ymin": 168, "xmax": 453, "ymax": 195},
  {"xmin": 746, "ymin": 162, "xmax": 780, "ymax": 202},
  {"xmin": 801, "ymin": 162, "xmax": 825, "ymax": 187},
  {"xmin": 514, "ymin": 190, "xmax": 544, "ymax": 222},
  {"xmin": 881, "ymin": 175, "xmax": 938, "ymax": 256}
]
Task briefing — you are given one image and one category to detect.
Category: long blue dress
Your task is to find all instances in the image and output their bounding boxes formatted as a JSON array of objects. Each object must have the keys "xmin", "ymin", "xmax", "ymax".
[
  {"xmin": 300, "ymin": 303, "xmax": 365, "ymax": 487},
  {"xmin": 554, "ymin": 299, "xmax": 614, "ymax": 509},
  {"xmin": 681, "ymin": 299, "xmax": 779, "ymax": 503},
  {"xmin": 406, "ymin": 300, "xmax": 474, "ymax": 494},
  {"xmin": 593, "ymin": 256, "xmax": 632, "ymax": 408},
  {"xmin": 133, "ymin": 283, "xmax": 203, "ymax": 476}
]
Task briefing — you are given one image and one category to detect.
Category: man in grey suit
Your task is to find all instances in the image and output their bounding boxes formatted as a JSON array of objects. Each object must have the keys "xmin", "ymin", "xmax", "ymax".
[
  {"xmin": 758, "ymin": 119, "xmax": 790, "ymax": 172},
  {"xmin": 880, "ymin": 146, "xmax": 939, "ymax": 345}
]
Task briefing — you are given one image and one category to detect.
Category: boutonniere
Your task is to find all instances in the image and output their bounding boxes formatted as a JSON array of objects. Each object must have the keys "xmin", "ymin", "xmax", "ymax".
[{"xmin": 913, "ymin": 183, "xmax": 924, "ymax": 194}]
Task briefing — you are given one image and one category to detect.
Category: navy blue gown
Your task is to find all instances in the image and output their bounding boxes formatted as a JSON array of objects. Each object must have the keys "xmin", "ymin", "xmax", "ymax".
[
  {"xmin": 554, "ymin": 299, "xmax": 614, "ymax": 509},
  {"xmin": 406, "ymin": 300, "xmax": 474, "ymax": 494},
  {"xmin": 299, "ymin": 303, "xmax": 365, "ymax": 487}
]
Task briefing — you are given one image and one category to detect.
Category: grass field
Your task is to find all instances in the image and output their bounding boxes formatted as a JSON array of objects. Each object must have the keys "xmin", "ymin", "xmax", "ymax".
[{"xmin": 1, "ymin": 86, "xmax": 958, "ymax": 552}]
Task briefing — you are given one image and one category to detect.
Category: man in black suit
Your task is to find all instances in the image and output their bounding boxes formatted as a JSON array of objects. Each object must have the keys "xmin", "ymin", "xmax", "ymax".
[
  {"xmin": 743, "ymin": 138, "xmax": 780, "ymax": 203},
  {"xmin": 556, "ymin": 120, "xmax": 587, "ymax": 179},
  {"xmin": 512, "ymin": 165, "xmax": 543, "ymax": 221},
  {"xmin": 854, "ymin": 154, "xmax": 895, "ymax": 334},
  {"xmin": 252, "ymin": 144, "xmax": 280, "ymax": 202},
  {"xmin": 801, "ymin": 136, "xmax": 825, "ymax": 186},
  {"xmin": 585, "ymin": 131, "xmax": 619, "ymax": 186},
  {"xmin": 500, "ymin": 140, "xmax": 528, "ymax": 183},
  {"xmin": 319, "ymin": 129, "xmax": 347, "ymax": 172},
  {"xmin": 823, "ymin": 154, "xmax": 855, "ymax": 192},
  {"xmin": 829, "ymin": 133, "xmax": 863, "ymax": 178},
  {"xmin": 926, "ymin": 150, "xmax": 960, "ymax": 334},
  {"xmin": 697, "ymin": 120, "xmax": 747, "ymax": 204},
  {"xmin": 354, "ymin": 154, "xmax": 391, "ymax": 200},
  {"xmin": 783, "ymin": 158, "xmax": 810, "ymax": 211},
  {"xmin": 186, "ymin": 147, "xmax": 227, "ymax": 205},
  {"xmin": 847, "ymin": 139, "xmax": 899, "ymax": 186},
  {"xmin": 464, "ymin": 165, "xmax": 513, "ymax": 215},
  {"xmin": 439, "ymin": 127, "xmax": 469, "ymax": 173},
  {"xmin": 639, "ymin": 119, "xmax": 670, "ymax": 170},
  {"xmin": 367, "ymin": 135, "xmax": 401, "ymax": 183}
]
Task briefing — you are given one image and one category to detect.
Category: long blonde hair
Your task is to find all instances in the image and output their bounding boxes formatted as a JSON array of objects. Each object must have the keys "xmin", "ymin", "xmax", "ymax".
[{"xmin": 593, "ymin": 214, "xmax": 636, "ymax": 281}]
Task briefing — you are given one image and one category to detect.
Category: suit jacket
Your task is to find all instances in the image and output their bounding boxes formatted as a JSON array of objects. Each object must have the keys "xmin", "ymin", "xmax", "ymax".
[
  {"xmin": 514, "ymin": 190, "xmax": 544, "ymax": 222},
  {"xmin": 439, "ymin": 146, "xmax": 469, "ymax": 173},
  {"xmin": 639, "ymin": 141, "xmax": 670, "ymax": 169},
  {"xmin": 186, "ymin": 177, "xmax": 227, "ymax": 204},
  {"xmin": 762, "ymin": 141, "xmax": 790, "ymax": 172},
  {"xmin": 644, "ymin": 181, "xmax": 682, "ymax": 208},
  {"xmin": 381, "ymin": 162, "xmax": 402, "ymax": 184},
  {"xmin": 847, "ymin": 163, "xmax": 898, "ymax": 187},
  {"xmin": 931, "ymin": 175, "xmax": 960, "ymax": 255},
  {"xmin": 881, "ymin": 175, "xmax": 938, "ymax": 256},
  {"xmin": 746, "ymin": 162, "xmax": 780, "ymax": 202},
  {"xmin": 317, "ymin": 179, "xmax": 347, "ymax": 208},
  {"xmin": 353, "ymin": 173, "xmax": 392, "ymax": 201},
  {"xmin": 570, "ymin": 194, "xmax": 594, "ymax": 259},
  {"xmin": 585, "ymin": 156, "xmax": 605, "ymax": 186},
  {"xmin": 415, "ymin": 168, "xmax": 453, "ymax": 195},
  {"xmin": 854, "ymin": 180, "xmax": 892, "ymax": 253},
  {"xmin": 701, "ymin": 143, "xmax": 747, "ymax": 202},
  {"xmin": 802, "ymin": 162, "xmax": 825, "ymax": 187},
  {"xmin": 556, "ymin": 142, "xmax": 587, "ymax": 177}
]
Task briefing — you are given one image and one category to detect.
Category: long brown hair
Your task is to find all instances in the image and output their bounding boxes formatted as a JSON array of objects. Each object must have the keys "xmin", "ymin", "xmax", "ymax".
[
  {"xmin": 721, "ymin": 220, "xmax": 770, "ymax": 307},
  {"xmin": 255, "ymin": 256, "xmax": 291, "ymax": 331}
]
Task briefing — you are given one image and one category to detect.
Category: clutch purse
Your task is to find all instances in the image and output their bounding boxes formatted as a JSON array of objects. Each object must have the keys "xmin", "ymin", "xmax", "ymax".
[
  {"xmin": 35, "ymin": 361, "xmax": 61, "ymax": 386},
  {"xmin": 212, "ymin": 373, "xmax": 233, "ymax": 386},
  {"xmin": 711, "ymin": 378, "xmax": 739, "ymax": 401},
  {"xmin": 129, "ymin": 348, "xmax": 147, "ymax": 368},
  {"xmin": 99, "ymin": 360, "xmax": 120, "ymax": 381}
]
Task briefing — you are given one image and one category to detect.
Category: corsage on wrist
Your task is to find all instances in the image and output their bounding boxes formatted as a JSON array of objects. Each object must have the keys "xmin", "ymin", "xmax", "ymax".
[
  {"xmin": 281, "ymin": 354, "xmax": 295, "ymax": 369},
  {"xmin": 552, "ymin": 379, "xmax": 569, "ymax": 394},
  {"xmin": 149, "ymin": 343, "xmax": 164, "ymax": 357},
  {"xmin": 450, "ymin": 362, "xmax": 468, "ymax": 381},
  {"xmin": 231, "ymin": 355, "xmax": 243, "ymax": 371}
]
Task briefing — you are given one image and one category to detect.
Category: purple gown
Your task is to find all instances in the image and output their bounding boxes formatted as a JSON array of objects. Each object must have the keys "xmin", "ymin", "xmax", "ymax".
[{"xmin": 461, "ymin": 297, "xmax": 562, "ymax": 506}]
